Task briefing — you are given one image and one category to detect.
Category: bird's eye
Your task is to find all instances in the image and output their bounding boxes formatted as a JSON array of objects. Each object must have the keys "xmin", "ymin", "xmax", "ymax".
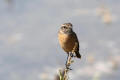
[{"xmin": 62, "ymin": 26, "xmax": 67, "ymax": 29}]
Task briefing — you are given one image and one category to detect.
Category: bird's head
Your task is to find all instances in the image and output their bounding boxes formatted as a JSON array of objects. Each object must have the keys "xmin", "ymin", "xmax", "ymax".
[{"xmin": 59, "ymin": 23, "xmax": 73, "ymax": 34}]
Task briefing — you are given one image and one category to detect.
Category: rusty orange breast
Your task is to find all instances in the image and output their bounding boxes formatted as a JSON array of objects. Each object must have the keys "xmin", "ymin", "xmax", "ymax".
[{"xmin": 58, "ymin": 32, "xmax": 76, "ymax": 52}]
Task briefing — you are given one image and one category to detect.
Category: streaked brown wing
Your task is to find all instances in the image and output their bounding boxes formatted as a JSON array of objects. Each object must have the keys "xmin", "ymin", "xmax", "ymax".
[{"xmin": 72, "ymin": 32, "xmax": 79, "ymax": 52}]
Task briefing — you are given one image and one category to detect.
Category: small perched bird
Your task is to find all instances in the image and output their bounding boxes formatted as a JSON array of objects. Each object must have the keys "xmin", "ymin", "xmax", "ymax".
[{"xmin": 58, "ymin": 23, "xmax": 81, "ymax": 59}]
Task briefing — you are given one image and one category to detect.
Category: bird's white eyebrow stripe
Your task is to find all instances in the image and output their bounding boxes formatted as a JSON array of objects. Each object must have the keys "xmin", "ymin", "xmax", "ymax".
[{"xmin": 61, "ymin": 24, "xmax": 66, "ymax": 26}]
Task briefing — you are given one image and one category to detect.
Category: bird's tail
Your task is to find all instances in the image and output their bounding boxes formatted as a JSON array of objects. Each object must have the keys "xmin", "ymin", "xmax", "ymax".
[{"xmin": 75, "ymin": 51, "xmax": 81, "ymax": 59}]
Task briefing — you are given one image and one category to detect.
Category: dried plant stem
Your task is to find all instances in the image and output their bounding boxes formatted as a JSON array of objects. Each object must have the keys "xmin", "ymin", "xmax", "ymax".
[
  {"xmin": 57, "ymin": 43, "xmax": 78, "ymax": 80},
  {"xmin": 64, "ymin": 53, "xmax": 72, "ymax": 80}
]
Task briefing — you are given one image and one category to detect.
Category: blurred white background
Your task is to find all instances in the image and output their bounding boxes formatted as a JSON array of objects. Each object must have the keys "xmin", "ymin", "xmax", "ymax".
[{"xmin": 0, "ymin": 0, "xmax": 120, "ymax": 80}]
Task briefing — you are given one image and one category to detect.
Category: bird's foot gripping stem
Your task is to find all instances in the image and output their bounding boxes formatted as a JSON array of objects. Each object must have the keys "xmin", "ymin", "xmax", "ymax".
[{"xmin": 65, "ymin": 52, "xmax": 73, "ymax": 70}]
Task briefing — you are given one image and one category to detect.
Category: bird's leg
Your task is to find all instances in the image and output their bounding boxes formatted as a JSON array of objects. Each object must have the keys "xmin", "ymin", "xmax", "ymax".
[
  {"xmin": 66, "ymin": 52, "xmax": 69, "ymax": 69},
  {"xmin": 65, "ymin": 52, "xmax": 73, "ymax": 70},
  {"xmin": 68, "ymin": 52, "xmax": 73, "ymax": 70},
  {"xmin": 70, "ymin": 52, "xmax": 73, "ymax": 57}
]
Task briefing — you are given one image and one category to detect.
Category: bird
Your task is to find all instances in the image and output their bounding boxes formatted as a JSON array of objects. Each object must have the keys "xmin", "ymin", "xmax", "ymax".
[{"xmin": 58, "ymin": 23, "xmax": 81, "ymax": 59}]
